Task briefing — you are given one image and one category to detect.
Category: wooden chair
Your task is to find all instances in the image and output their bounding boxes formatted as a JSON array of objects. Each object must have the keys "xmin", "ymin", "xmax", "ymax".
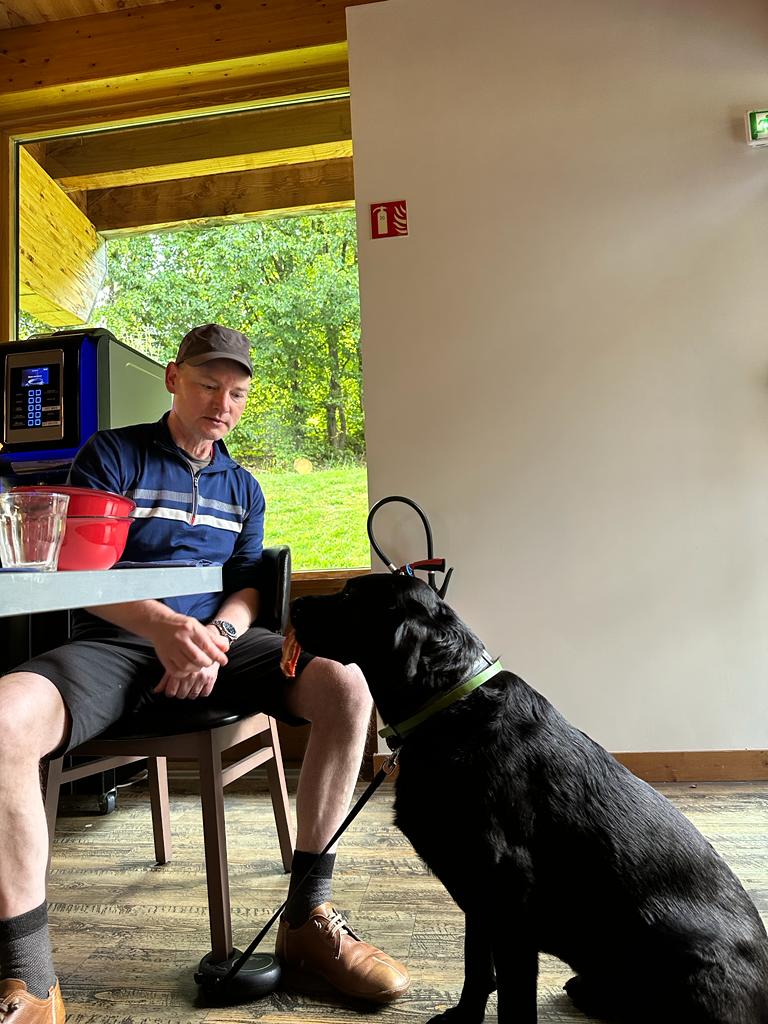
[{"xmin": 43, "ymin": 545, "xmax": 295, "ymax": 963}]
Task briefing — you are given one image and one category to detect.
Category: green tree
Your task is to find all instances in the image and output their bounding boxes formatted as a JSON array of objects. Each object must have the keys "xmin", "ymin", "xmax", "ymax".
[{"xmin": 85, "ymin": 210, "xmax": 364, "ymax": 468}]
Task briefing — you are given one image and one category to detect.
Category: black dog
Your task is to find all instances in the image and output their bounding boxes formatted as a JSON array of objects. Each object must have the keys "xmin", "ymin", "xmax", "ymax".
[{"xmin": 290, "ymin": 573, "xmax": 768, "ymax": 1024}]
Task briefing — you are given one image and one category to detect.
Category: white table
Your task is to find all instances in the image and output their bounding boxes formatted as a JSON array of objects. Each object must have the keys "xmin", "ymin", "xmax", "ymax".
[{"xmin": 0, "ymin": 565, "xmax": 223, "ymax": 617}]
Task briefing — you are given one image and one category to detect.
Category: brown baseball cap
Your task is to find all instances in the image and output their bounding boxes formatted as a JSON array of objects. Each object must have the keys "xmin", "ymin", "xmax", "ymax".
[{"xmin": 175, "ymin": 323, "xmax": 253, "ymax": 376}]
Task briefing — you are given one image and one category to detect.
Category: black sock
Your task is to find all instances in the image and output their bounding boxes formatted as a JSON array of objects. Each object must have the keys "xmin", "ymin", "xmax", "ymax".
[
  {"xmin": 0, "ymin": 903, "xmax": 56, "ymax": 998},
  {"xmin": 284, "ymin": 850, "xmax": 336, "ymax": 927}
]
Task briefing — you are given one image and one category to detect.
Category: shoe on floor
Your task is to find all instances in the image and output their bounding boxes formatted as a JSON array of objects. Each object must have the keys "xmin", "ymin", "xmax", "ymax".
[
  {"xmin": 276, "ymin": 902, "xmax": 410, "ymax": 1003},
  {"xmin": 0, "ymin": 980, "xmax": 65, "ymax": 1024}
]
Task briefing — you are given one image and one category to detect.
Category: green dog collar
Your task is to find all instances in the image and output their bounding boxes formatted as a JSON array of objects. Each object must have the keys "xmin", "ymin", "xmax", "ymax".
[{"xmin": 379, "ymin": 657, "xmax": 503, "ymax": 742}]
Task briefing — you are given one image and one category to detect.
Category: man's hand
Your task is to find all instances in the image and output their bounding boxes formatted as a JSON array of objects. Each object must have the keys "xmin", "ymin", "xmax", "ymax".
[
  {"xmin": 148, "ymin": 615, "xmax": 229, "ymax": 676},
  {"xmin": 154, "ymin": 661, "xmax": 220, "ymax": 699}
]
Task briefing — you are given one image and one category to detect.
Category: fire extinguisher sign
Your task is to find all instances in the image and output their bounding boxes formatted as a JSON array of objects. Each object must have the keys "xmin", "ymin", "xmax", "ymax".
[{"xmin": 370, "ymin": 200, "xmax": 408, "ymax": 239}]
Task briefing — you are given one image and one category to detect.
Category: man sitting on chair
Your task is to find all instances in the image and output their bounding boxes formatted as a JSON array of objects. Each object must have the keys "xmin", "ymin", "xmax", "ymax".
[{"xmin": 0, "ymin": 324, "xmax": 410, "ymax": 1024}]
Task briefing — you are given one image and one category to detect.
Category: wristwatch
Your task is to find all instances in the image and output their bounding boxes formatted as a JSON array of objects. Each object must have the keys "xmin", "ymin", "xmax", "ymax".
[{"xmin": 210, "ymin": 619, "xmax": 238, "ymax": 647}]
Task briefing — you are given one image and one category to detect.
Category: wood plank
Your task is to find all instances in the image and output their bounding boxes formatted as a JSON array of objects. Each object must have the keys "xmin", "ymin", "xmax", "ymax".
[
  {"xmin": 18, "ymin": 146, "xmax": 106, "ymax": 325},
  {"xmin": 614, "ymin": 748, "xmax": 768, "ymax": 783},
  {"xmin": 87, "ymin": 156, "xmax": 355, "ymax": 234},
  {"xmin": 0, "ymin": 0, "xmax": 376, "ymax": 96},
  {"xmin": 291, "ymin": 567, "xmax": 369, "ymax": 600},
  {"xmin": 0, "ymin": 48, "xmax": 351, "ymax": 131},
  {"xmin": 44, "ymin": 98, "xmax": 352, "ymax": 190},
  {"xmin": 373, "ymin": 749, "xmax": 768, "ymax": 782},
  {"xmin": 0, "ymin": 2, "xmax": 174, "ymax": 31}
]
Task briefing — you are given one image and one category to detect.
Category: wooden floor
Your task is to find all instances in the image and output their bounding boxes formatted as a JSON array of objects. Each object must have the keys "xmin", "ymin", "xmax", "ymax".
[{"xmin": 49, "ymin": 776, "xmax": 768, "ymax": 1023}]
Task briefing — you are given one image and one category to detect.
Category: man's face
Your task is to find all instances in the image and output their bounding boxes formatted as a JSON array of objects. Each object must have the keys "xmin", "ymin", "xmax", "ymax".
[{"xmin": 165, "ymin": 359, "xmax": 251, "ymax": 444}]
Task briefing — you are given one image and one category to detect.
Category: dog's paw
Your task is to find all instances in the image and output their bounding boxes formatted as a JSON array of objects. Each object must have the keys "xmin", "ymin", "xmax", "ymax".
[
  {"xmin": 564, "ymin": 974, "xmax": 615, "ymax": 1018},
  {"xmin": 427, "ymin": 1007, "xmax": 484, "ymax": 1024}
]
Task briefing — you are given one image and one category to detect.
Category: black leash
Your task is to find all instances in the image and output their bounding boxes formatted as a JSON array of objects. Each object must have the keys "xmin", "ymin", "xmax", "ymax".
[{"xmin": 201, "ymin": 749, "xmax": 400, "ymax": 991}]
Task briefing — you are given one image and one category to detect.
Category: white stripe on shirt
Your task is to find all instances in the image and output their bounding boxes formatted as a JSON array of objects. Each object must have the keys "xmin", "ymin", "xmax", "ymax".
[{"xmin": 131, "ymin": 506, "xmax": 242, "ymax": 533}]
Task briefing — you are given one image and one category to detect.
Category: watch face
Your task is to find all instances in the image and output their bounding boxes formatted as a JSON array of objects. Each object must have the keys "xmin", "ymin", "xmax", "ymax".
[{"xmin": 214, "ymin": 620, "xmax": 237, "ymax": 641}]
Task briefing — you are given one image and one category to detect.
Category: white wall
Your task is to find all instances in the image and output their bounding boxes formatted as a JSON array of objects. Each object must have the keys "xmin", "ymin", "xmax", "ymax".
[{"xmin": 347, "ymin": 0, "xmax": 768, "ymax": 751}]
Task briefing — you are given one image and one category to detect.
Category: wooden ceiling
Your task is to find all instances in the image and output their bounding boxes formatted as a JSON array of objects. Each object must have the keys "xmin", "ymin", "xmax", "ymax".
[
  {"xmin": 0, "ymin": 0, "xmax": 174, "ymax": 30},
  {"xmin": 10, "ymin": 0, "xmax": 365, "ymax": 325}
]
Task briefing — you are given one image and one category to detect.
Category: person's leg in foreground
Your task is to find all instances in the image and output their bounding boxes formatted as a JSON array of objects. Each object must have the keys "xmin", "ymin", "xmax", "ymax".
[
  {"xmin": 0, "ymin": 673, "xmax": 69, "ymax": 1023},
  {"xmin": 275, "ymin": 656, "xmax": 410, "ymax": 1003}
]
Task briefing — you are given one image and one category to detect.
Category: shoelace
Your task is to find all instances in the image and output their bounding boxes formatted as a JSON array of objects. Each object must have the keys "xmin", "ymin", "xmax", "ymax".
[
  {"xmin": 324, "ymin": 908, "xmax": 360, "ymax": 959},
  {"xmin": 0, "ymin": 997, "xmax": 20, "ymax": 1023}
]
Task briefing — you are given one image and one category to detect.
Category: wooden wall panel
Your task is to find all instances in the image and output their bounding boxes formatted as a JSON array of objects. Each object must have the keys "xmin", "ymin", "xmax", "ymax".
[{"xmin": 18, "ymin": 147, "xmax": 106, "ymax": 325}]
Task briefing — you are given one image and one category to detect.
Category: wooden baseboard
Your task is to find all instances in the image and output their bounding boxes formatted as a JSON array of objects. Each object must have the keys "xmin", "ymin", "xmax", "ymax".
[
  {"xmin": 613, "ymin": 750, "xmax": 768, "ymax": 783},
  {"xmin": 373, "ymin": 750, "xmax": 768, "ymax": 783}
]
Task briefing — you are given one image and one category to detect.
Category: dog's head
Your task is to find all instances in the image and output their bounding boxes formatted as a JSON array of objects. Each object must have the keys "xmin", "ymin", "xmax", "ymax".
[{"xmin": 290, "ymin": 573, "xmax": 484, "ymax": 723}]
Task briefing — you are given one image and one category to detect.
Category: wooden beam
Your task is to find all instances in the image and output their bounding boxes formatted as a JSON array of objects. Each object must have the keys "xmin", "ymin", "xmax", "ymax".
[
  {"xmin": 18, "ymin": 147, "xmax": 106, "ymax": 325},
  {"xmin": 0, "ymin": 45, "xmax": 351, "ymax": 132},
  {"xmin": 0, "ymin": 0, "xmax": 376, "ymax": 96},
  {"xmin": 87, "ymin": 156, "xmax": 354, "ymax": 234},
  {"xmin": 44, "ymin": 98, "xmax": 352, "ymax": 190}
]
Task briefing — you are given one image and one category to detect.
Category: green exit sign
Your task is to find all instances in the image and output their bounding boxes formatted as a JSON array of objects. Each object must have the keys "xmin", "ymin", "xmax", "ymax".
[{"xmin": 746, "ymin": 109, "xmax": 768, "ymax": 146}]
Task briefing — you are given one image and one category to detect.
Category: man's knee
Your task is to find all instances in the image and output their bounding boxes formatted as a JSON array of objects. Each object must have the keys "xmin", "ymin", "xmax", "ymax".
[
  {"xmin": 295, "ymin": 659, "xmax": 372, "ymax": 725},
  {"xmin": 0, "ymin": 672, "xmax": 68, "ymax": 762}
]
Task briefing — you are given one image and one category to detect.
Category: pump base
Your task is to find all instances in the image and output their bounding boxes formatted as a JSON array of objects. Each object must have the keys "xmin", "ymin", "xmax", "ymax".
[{"xmin": 195, "ymin": 949, "xmax": 282, "ymax": 1003}]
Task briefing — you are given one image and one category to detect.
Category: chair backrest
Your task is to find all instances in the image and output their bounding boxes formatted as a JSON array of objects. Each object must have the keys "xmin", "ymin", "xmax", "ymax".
[{"xmin": 254, "ymin": 545, "xmax": 291, "ymax": 634}]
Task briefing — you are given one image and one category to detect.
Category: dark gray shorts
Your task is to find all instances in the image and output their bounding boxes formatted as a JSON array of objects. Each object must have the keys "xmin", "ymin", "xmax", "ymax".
[{"xmin": 14, "ymin": 626, "xmax": 314, "ymax": 753}]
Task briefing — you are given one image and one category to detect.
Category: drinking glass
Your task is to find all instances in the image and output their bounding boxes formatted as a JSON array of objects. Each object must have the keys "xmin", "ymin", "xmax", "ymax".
[{"xmin": 0, "ymin": 491, "xmax": 70, "ymax": 571}]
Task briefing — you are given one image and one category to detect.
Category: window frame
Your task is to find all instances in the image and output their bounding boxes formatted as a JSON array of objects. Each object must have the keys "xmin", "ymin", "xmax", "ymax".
[{"xmin": 1, "ymin": 73, "xmax": 366, "ymax": 586}]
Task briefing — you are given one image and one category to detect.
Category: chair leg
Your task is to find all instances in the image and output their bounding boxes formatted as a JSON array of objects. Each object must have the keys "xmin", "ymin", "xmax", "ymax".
[
  {"xmin": 147, "ymin": 757, "xmax": 172, "ymax": 865},
  {"xmin": 265, "ymin": 717, "xmax": 294, "ymax": 872},
  {"xmin": 197, "ymin": 734, "xmax": 233, "ymax": 962},
  {"xmin": 42, "ymin": 757, "xmax": 64, "ymax": 876}
]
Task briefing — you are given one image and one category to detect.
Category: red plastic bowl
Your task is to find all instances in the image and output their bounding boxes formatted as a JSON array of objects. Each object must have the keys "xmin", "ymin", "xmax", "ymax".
[
  {"xmin": 57, "ymin": 516, "xmax": 133, "ymax": 571},
  {"xmin": 12, "ymin": 485, "xmax": 135, "ymax": 518}
]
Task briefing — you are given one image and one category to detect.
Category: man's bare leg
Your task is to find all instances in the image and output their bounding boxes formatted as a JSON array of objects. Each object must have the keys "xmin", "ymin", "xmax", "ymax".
[
  {"xmin": 276, "ymin": 657, "xmax": 410, "ymax": 1002},
  {"xmin": 284, "ymin": 657, "xmax": 373, "ymax": 851},
  {"xmin": 0, "ymin": 673, "xmax": 68, "ymax": 1006}
]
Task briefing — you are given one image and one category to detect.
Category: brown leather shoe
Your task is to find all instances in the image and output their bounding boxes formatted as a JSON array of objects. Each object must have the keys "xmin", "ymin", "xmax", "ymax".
[
  {"xmin": 276, "ymin": 902, "xmax": 410, "ymax": 1003},
  {"xmin": 0, "ymin": 980, "xmax": 65, "ymax": 1024}
]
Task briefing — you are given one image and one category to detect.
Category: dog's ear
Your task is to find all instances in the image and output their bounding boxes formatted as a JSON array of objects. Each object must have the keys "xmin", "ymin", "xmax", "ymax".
[{"xmin": 393, "ymin": 615, "xmax": 430, "ymax": 680}]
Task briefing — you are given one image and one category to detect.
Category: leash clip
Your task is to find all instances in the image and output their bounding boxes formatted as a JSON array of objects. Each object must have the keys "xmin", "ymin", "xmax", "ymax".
[
  {"xmin": 398, "ymin": 557, "xmax": 445, "ymax": 576},
  {"xmin": 382, "ymin": 749, "xmax": 400, "ymax": 774}
]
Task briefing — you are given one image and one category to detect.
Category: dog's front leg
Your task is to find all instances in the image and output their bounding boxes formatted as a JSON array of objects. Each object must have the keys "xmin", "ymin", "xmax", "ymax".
[
  {"xmin": 491, "ymin": 927, "xmax": 538, "ymax": 1024},
  {"xmin": 427, "ymin": 912, "xmax": 495, "ymax": 1024}
]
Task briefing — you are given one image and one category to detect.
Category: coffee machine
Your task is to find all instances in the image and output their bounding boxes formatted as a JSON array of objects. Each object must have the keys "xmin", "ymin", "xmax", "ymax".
[
  {"xmin": 1, "ymin": 328, "xmax": 171, "ymax": 811},
  {"xmin": 1, "ymin": 327, "xmax": 169, "ymax": 485}
]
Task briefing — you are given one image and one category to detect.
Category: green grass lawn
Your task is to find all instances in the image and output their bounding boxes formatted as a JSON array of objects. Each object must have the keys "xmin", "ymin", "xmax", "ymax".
[{"xmin": 254, "ymin": 465, "xmax": 371, "ymax": 571}]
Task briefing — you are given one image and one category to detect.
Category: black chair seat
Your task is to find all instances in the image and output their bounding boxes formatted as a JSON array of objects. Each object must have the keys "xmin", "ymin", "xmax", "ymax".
[{"xmin": 98, "ymin": 702, "xmax": 247, "ymax": 741}]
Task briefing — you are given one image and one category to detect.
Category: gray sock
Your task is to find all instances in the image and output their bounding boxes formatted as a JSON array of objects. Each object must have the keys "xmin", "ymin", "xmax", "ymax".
[
  {"xmin": 0, "ymin": 903, "xmax": 56, "ymax": 998},
  {"xmin": 284, "ymin": 850, "xmax": 336, "ymax": 926}
]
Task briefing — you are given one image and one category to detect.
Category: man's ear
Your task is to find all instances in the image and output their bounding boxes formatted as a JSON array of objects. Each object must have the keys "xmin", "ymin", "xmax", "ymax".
[
  {"xmin": 165, "ymin": 361, "xmax": 181, "ymax": 395},
  {"xmin": 393, "ymin": 616, "xmax": 428, "ymax": 680}
]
